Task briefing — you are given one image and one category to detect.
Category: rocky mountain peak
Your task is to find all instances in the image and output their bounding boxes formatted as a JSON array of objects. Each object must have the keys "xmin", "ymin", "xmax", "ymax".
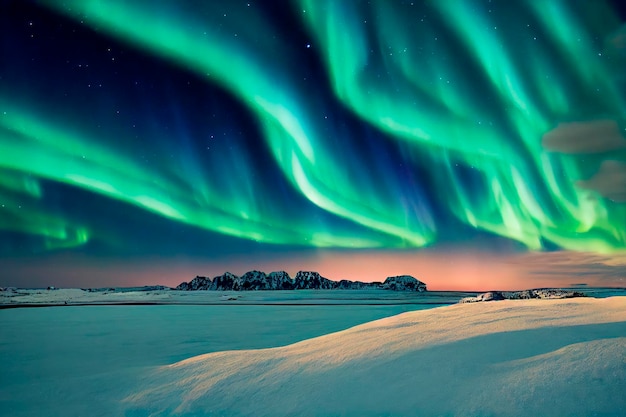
[
  {"xmin": 210, "ymin": 272, "xmax": 238, "ymax": 291},
  {"xmin": 176, "ymin": 271, "xmax": 427, "ymax": 292},
  {"xmin": 293, "ymin": 271, "xmax": 336, "ymax": 289},
  {"xmin": 383, "ymin": 275, "xmax": 427, "ymax": 292}
]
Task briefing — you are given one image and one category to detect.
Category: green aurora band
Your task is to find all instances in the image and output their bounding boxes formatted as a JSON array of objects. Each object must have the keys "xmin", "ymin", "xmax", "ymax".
[
  {"xmin": 2, "ymin": 0, "xmax": 626, "ymax": 254},
  {"xmin": 299, "ymin": 0, "xmax": 626, "ymax": 252}
]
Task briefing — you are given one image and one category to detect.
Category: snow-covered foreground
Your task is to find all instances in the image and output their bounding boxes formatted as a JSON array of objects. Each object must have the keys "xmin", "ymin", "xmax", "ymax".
[
  {"xmin": 2, "ymin": 295, "xmax": 625, "ymax": 416},
  {"xmin": 0, "ymin": 303, "xmax": 430, "ymax": 417},
  {"xmin": 126, "ymin": 297, "xmax": 626, "ymax": 417}
]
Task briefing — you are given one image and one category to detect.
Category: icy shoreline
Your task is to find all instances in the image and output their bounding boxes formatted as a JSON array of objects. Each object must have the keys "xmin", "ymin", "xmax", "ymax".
[
  {"xmin": 0, "ymin": 288, "xmax": 469, "ymax": 308},
  {"xmin": 2, "ymin": 286, "xmax": 624, "ymax": 308}
]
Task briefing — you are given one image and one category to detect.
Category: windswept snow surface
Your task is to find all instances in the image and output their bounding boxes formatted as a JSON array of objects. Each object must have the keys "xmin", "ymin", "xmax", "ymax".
[
  {"xmin": 0, "ymin": 303, "xmax": 431, "ymax": 417},
  {"xmin": 126, "ymin": 297, "xmax": 626, "ymax": 417},
  {"xmin": 2, "ymin": 294, "xmax": 625, "ymax": 416}
]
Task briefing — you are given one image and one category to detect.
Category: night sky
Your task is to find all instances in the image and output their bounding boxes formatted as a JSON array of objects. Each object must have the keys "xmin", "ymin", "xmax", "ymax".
[{"xmin": 1, "ymin": 0, "xmax": 626, "ymax": 290}]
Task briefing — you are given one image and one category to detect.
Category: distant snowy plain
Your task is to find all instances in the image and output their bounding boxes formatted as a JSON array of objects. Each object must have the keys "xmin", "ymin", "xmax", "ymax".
[{"xmin": 1, "ymin": 290, "xmax": 625, "ymax": 416}]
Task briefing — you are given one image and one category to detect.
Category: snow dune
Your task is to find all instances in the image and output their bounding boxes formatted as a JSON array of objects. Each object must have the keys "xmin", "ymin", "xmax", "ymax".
[{"xmin": 125, "ymin": 297, "xmax": 626, "ymax": 417}]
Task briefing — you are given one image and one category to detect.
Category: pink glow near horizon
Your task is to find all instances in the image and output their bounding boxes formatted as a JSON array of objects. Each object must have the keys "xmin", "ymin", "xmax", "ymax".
[
  {"xmin": 253, "ymin": 251, "xmax": 619, "ymax": 291},
  {"xmin": 2, "ymin": 249, "xmax": 624, "ymax": 290}
]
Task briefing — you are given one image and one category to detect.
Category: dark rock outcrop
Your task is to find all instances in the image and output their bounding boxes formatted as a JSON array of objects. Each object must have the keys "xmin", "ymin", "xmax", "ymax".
[
  {"xmin": 460, "ymin": 289, "xmax": 586, "ymax": 303},
  {"xmin": 176, "ymin": 271, "xmax": 427, "ymax": 292},
  {"xmin": 383, "ymin": 275, "xmax": 427, "ymax": 292},
  {"xmin": 293, "ymin": 271, "xmax": 336, "ymax": 289},
  {"xmin": 209, "ymin": 272, "xmax": 238, "ymax": 291},
  {"xmin": 506, "ymin": 289, "xmax": 586, "ymax": 299},
  {"xmin": 234, "ymin": 270, "xmax": 268, "ymax": 291},
  {"xmin": 336, "ymin": 280, "xmax": 382, "ymax": 290},
  {"xmin": 176, "ymin": 276, "xmax": 211, "ymax": 291},
  {"xmin": 268, "ymin": 271, "xmax": 294, "ymax": 290}
]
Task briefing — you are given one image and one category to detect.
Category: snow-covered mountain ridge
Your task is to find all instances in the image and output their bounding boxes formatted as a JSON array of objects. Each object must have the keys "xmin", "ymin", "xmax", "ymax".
[{"xmin": 176, "ymin": 271, "xmax": 427, "ymax": 292}]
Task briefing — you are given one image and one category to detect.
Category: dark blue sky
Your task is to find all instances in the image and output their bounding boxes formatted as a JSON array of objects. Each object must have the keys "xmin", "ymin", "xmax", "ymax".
[{"xmin": 1, "ymin": 0, "xmax": 625, "ymax": 288}]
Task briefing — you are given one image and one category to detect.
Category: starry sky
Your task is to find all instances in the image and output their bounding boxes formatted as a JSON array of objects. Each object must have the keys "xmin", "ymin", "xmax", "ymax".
[{"xmin": 1, "ymin": 0, "xmax": 626, "ymax": 290}]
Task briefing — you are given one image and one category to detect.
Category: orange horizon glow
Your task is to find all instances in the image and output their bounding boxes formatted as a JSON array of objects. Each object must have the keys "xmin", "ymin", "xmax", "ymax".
[{"xmin": 1, "ymin": 249, "xmax": 625, "ymax": 291}]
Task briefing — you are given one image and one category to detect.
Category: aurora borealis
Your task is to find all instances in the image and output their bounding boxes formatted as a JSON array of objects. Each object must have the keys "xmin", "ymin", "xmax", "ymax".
[{"xmin": 1, "ymin": 0, "xmax": 626, "ymax": 289}]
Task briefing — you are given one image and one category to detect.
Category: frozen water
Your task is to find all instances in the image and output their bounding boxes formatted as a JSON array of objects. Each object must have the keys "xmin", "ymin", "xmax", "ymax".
[{"xmin": 0, "ymin": 302, "xmax": 434, "ymax": 416}]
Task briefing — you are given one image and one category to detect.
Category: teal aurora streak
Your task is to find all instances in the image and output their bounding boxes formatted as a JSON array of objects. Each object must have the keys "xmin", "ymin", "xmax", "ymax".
[{"xmin": 1, "ymin": 0, "xmax": 625, "ymax": 254}]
